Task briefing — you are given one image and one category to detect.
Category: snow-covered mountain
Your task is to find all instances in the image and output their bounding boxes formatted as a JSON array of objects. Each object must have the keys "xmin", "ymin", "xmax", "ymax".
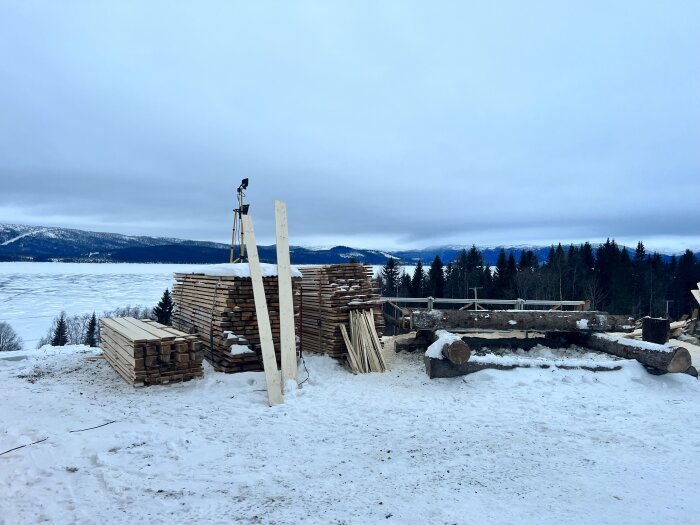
[{"xmin": 0, "ymin": 223, "xmax": 679, "ymax": 265}]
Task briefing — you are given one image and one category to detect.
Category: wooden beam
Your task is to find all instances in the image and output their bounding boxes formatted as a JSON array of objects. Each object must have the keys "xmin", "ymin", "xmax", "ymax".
[
  {"xmin": 242, "ymin": 215, "xmax": 284, "ymax": 406},
  {"xmin": 275, "ymin": 200, "xmax": 298, "ymax": 387}
]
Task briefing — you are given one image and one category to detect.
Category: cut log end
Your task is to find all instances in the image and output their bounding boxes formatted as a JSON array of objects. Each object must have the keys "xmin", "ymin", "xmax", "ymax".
[
  {"xmin": 442, "ymin": 340, "xmax": 471, "ymax": 366},
  {"xmin": 667, "ymin": 347, "xmax": 692, "ymax": 373}
]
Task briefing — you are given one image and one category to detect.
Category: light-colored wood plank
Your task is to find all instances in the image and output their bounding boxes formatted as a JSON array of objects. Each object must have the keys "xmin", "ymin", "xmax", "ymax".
[
  {"xmin": 275, "ymin": 200, "xmax": 298, "ymax": 387},
  {"xmin": 243, "ymin": 214, "xmax": 284, "ymax": 406}
]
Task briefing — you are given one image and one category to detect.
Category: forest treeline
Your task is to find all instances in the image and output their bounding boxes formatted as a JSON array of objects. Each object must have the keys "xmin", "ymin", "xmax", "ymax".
[{"xmin": 378, "ymin": 240, "xmax": 700, "ymax": 319}]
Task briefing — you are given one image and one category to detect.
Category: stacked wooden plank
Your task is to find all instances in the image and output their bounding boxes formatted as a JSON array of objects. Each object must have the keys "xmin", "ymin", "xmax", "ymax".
[
  {"xmin": 298, "ymin": 264, "xmax": 384, "ymax": 358},
  {"xmin": 172, "ymin": 266, "xmax": 301, "ymax": 373},
  {"xmin": 340, "ymin": 309, "xmax": 387, "ymax": 373},
  {"xmin": 100, "ymin": 317, "xmax": 204, "ymax": 386}
]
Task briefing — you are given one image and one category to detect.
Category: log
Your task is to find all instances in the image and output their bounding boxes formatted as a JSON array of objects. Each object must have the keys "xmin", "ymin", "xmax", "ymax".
[
  {"xmin": 642, "ymin": 317, "xmax": 669, "ymax": 344},
  {"xmin": 442, "ymin": 340, "xmax": 471, "ymax": 365},
  {"xmin": 584, "ymin": 333, "xmax": 691, "ymax": 373},
  {"xmin": 412, "ymin": 310, "xmax": 634, "ymax": 332},
  {"xmin": 424, "ymin": 355, "xmax": 621, "ymax": 379}
]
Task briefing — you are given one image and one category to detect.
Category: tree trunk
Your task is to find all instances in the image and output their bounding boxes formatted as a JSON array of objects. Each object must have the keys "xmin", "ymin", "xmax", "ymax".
[
  {"xmin": 442, "ymin": 340, "xmax": 471, "ymax": 365},
  {"xmin": 412, "ymin": 310, "xmax": 633, "ymax": 332},
  {"xmin": 584, "ymin": 333, "xmax": 691, "ymax": 373},
  {"xmin": 642, "ymin": 317, "xmax": 669, "ymax": 344}
]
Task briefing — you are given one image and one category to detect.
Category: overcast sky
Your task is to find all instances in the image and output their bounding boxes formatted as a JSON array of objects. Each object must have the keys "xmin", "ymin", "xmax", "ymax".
[{"xmin": 1, "ymin": 2, "xmax": 698, "ymax": 252}]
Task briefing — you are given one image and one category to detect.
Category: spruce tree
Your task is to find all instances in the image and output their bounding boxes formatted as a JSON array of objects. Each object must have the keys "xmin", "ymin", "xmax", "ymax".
[
  {"xmin": 380, "ymin": 258, "xmax": 401, "ymax": 296},
  {"xmin": 410, "ymin": 261, "xmax": 426, "ymax": 297},
  {"xmin": 427, "ymin": 256, "xmax": 445, "ymax": 298},
  {"xmin": 51, "ymin": 312, "xmax": 68, "ymax": 346},
  {"xmin": 83, "ymin": 312, "xmax": 98, "ymax": 347},
  {"xmin": 153, "ymin": 289, "xmax": 174, "ymax": 325}
]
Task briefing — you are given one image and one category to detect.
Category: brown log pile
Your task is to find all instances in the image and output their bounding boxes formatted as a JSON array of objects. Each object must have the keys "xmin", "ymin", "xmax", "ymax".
[
  {"xmin": 298, "ymin": 264, "xmax": 384, "ymax": 358},
  {"xmin": 100, "ymin": 317, "xmax": 203, "ymax": 386},
  {"xmin": 172, "ymin": 270, "xmax": 301, "ymax": 373}
]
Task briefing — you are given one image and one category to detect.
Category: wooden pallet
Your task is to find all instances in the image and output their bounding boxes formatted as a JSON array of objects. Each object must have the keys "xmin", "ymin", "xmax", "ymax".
[{"xmin": 100, "ymin": 317, "xmax": 203, "ymax": 387}]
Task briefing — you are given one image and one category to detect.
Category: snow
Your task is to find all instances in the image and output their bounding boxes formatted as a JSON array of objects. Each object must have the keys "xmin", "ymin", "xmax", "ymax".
[
  {"xmin": 0, "ymin": 262, "xmax": 305, "ymax": 349},
  {"xmin": 186, "ymin": 262, "xmax": 302, "ymax": 278},
  {"xmin": 0, "ymin": 228, "xmax": 48, "ymax": 246},
  {"xmin": 577, "ymin": 319, "xmax": 589, "ymax": 329},
  {"xmin": 509, "ymin": 319, "xmax": 517, "ymax": 325},
  {"xmin": 470, "ymin": 345, "xmax": 622, "ymax": 369},
  {"xmin": 1, "ymin": 344, "xmax": 700, "ymax": 524},
  {"xmin": 0, "ymin": 262, "xmax": 203, "ymax": 348},
  {"xmin": 425, "ymin": 330, "xmax": 463, "ymax": 359},
  {"xmin": 593, "ymin": 333, "xmax": 676, "ymax": 353},
  {"xmin": 229, "ymin": 344, "xmax": 255, "ymax": 355}
]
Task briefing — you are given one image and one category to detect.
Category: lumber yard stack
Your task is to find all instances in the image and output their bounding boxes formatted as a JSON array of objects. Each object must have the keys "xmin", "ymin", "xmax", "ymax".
[
  {"xmin": 100, "ymin": 317, "xmax": 203, "ymax": 386},
  {"xmin": 298, "ymin": 264, "xmax": 384, "ymax": 358},
  {"xmin": 172, "ymin": 263, "xmax": 301, "ymax": 373}
]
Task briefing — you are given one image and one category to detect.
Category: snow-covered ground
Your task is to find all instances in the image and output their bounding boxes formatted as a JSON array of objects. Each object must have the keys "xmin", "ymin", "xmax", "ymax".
[{"xmin": 2, "ymin": 344, "xmax": 699, "ymax": 524}]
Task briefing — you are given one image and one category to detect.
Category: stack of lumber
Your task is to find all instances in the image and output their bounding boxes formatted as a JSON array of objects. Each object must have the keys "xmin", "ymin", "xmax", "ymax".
[
  {"xmin": 100, "ymin": 317, "xmax": 203, "ymax": 386},
  {"xmin": 172, "ymin": 265, "xmax": 301, "ymax": 373},
  {"xmin": 298, "ymin": 264, "xmax": 384, "ymax": 357},
  {"xmin": 340, "ymin": 309, "xmax": 387, "ymax": 373}
]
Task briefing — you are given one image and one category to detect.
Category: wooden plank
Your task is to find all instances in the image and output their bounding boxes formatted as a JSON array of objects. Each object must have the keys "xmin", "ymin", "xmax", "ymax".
[
  {"xmin": 692, "ymin": 289, "xmax": 700, "ymax": 305},
  {"xmin": 275, "ymin": 200, "xmax": 298, "ymax": 387},
  {"xmin": 243, "ymin": 214, "xmax": 284, "ymax": 406}
]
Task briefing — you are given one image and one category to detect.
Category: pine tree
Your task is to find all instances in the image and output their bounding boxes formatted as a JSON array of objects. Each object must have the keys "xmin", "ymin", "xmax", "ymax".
[
  {"xmin": 427, "ymin": 256, "xmax": 445, "ymax": 298},
  {"xmin": 493, "ymin": 248, "xmax": 509, "ymax": 298},
  {"xmin": 380, "ymin": 258, "xmax": 401, "ymax": 296},
  {"xmin": 153, "ymin": 289, "xmax": 174, "ymax": 325},
  {"xmin": 410, "ymin": 261, "xmax": 426, "ymax": 297},
  {"xmin": 83, "ymin": 312, "xmax": 98, "ymax": 347},
  {"xmin": 399, "ymin": 273, "xmax": 412, "ymax": 297},
  {"xmin": 51, "ymin": 312, "xmax": 68, "ymax": 346}
]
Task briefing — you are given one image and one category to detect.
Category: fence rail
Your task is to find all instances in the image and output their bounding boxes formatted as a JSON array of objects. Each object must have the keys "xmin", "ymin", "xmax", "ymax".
[{"xmin": 380, "ymin": 297, "xmax": 587, "ymax": 311}]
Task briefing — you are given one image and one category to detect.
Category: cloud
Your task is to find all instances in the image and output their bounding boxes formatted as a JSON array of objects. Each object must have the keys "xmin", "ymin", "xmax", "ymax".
[{"xmin": 1, "ymin": 1, "xmax": 699, "ymax": 251}]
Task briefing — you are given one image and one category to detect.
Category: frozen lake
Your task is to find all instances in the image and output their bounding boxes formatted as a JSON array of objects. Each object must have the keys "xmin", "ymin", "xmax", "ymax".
[
  {"xmin": 0, "ymin": 262, "xmax": 400, "ymax": 349},
  {"xmin": 0, "ymin": 262, "xmax": 203, "ymax": 348}
]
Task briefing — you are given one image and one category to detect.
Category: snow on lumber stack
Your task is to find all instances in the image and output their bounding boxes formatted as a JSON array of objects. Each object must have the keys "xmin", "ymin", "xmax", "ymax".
[
  {"xmin": 298, "ymin": 264, "xmax": 383, "ymax": 358},
  {"xmin": 100, "ymin": 317, "xmax": 203, "ymax": 386},
  {"xmin": 172, "ymin": 265, "xmax": 301, "ymax": 373},
  {"xmin": 585, "ymin": 333, "xmax": 692, "ymax": 373},
  {"xmin": 412, "ymin": 309, "xmax": 634, "ymax": 332}
]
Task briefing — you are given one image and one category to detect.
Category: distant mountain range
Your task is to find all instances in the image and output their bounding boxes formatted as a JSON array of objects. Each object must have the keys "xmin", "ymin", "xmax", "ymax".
[{"xmin": 0, "ymin": 223, "xmax": 678, "ymax": 266}]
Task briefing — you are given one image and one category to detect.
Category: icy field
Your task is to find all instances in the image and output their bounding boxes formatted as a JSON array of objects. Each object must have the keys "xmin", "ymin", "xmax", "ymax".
[
  {"xmin": 1, "ymin": 345, "xmax": 699, "ymax": 525},
  {"xmin": 0, "ymin": 263, "xmax": 395, "ymax": 349},
  {"xmin": 0, "ymin": 263, "xmax": 212, "ymax": 348}
]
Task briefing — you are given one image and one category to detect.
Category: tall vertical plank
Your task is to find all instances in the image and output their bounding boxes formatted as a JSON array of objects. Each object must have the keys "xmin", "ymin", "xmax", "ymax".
[
  {"xmin": 242, "ymin": 215, "xmax": 284, "ymax": 406},
  {"xmin": 275, "ymin": 200, "xmax": 298, "ymax": 387}
]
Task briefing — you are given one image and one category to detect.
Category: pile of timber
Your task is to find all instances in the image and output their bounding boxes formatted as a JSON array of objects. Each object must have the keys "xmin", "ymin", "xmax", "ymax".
[
  {"xmin": 172, "ymin": 266, "xmax": 301, "ymax": 373},
  {"xmin": 100, "ymin": 317, "xmax": 203, "ymax": 386},
  {"xmin": 298, "ymin": 264, "xmax": 384, "ymax": 357},
  {"xmin": 340, "ymin": 309, "xmax": 387, "ymax": 373}
]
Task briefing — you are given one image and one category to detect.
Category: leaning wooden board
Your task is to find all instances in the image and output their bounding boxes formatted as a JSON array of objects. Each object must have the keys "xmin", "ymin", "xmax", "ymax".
[
  {"xmin": 275, "ymin": 200, "xmax": 298, "ymax": 386},
  {"xmin": 243, "ymin": 215, "xmax": 284, "ymax": 406}
]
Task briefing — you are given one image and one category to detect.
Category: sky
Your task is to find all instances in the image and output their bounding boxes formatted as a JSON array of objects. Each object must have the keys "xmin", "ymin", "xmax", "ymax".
[{"xmin": 1, "ymin": 1, "xmax": 699, "ymax": 252}]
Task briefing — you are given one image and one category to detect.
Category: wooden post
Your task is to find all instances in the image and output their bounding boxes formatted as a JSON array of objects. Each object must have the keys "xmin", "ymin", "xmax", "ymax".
[
  {"xmin": 242, "ymin": 215, "xmax": 283, "ymax": 406},
  {"xmin": 641, "ymin": 317, "xmax": 669, "ymax": 344},
  {"xmin": 275, "ymin": 200, "xmax": 298, "ymax": 387}
]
